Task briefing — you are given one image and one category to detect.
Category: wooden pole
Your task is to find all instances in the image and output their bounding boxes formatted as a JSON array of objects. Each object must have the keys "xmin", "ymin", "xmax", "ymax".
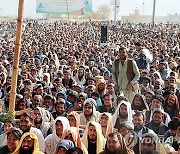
[{"xmin": 9, "ymin": 0, "xmax": 24, "ymax": 112}]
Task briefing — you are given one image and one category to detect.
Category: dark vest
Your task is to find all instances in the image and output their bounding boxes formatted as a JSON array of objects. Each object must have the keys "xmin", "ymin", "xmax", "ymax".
[{"xmin": 114, "ymin": 59, "xmax": 135, "ymax": 83}]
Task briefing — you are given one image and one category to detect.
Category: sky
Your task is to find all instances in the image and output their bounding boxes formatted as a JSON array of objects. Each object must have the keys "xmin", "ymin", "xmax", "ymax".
[{"xmin": 0, "ymin": 0, "xmax": 180, "ymax": 19}]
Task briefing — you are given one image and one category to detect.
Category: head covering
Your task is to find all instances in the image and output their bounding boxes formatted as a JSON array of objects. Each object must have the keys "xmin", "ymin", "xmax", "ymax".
[
  {"xmin": 153, "ymin": 72, "xmax": 163, "ymax": 83},
  {"xmin": 7, "ymin": 127, "xmax": 23, "ymax": 140},
  {"xmin": 84, "ymin": 98, "xmax": 97, "ymax": 107},
  {"xmin": 120, "ymin": 121, "xmax": 134, "ymax": 131},
  {"xmin": 112, "ymin": 101, "xmax": 133, "ymax": 127},
  {"xmin": 151, "ymin": 95, "xmax": 165, "ymax": 105},
  {"xmin": 62, "ymin": 127, "xmax": 82, "ymax": 148},
  {"xmin": 95, "ymin": 77, "xmax": 107, "ymax": 96},
  {"xmin": 81, "ymin": 121, "xmax": 106, "ymax": 154},
  {"xmin": 13, "ymin": 132, "xmax": 43, "ymax": 154},
  {"xmin": 165, "ymin": 93, "xmax": 180, "ymax": 118},
  {"xmin": 99, "ymin": 112, "xmax": 113, "ymax": 138},
  {"xmin": 67, "ymin": 111, "xmax": 80, "ymax": 128},
  {"xmin": 35, "ymin": 107, "xmax": 51, "ymax": 137},
  {"xmin": 56, "ymin": 140, "xmax": 74, "ymax": 154},
  {"xmin": 56, "ymin": 91, "xmax": 73, "ymax": 110},
  {"xmin": 43, "ymin": 73, "xmax": 51, "ymax": 86},
  {"xmin": 78, "ymin": 92, "xmax": 87, "ymax": 100},
  {"xmin": 62, "ymin": 127, "xmax": 88, "ymax": 154},
  {"xmin": 140, "ymin": 133, "xmax": 166, "ymax": 154},
  {"xmin": 131, "ymin": 94, "xmax": 149, "ymax": 111},
  {"xmin": 80, "ymin": 98, "xmax": 100, "ymax": 125},
  {"xmin": 53, "ymin": 117, "xmax": 70, "ymax": 141},
  {"xmin": 105, "ymin": 132, "xmax": 134, "ymax": 154}
]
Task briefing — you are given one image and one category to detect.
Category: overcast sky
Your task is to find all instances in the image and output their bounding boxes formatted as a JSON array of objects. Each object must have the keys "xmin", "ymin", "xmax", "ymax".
[{"xmin": 0, "ymin": 0, "xmax": 180, "ymax": 19}]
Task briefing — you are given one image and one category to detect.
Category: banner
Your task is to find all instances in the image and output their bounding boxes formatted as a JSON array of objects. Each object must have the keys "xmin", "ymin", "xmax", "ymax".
[{"xmin": 36, "ymin": 0, "xmax": 92, "ymax": 14}]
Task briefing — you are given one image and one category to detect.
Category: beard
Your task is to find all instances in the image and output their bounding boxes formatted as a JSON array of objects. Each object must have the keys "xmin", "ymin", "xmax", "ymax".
[
  {"xmin": 119, "ymin": 113, "xmax": 128, "ymax": 119},
  {"xmin": 78, "ymin": 75, "xmax": 83, "ymax": 81},
  {"xmin": 57, "ymin": 111, "xmax": 64, "ymax": 116},
  {"xmin": 152, "ymin": 120, "xmax": 161, "ymax": 127},
  {"xmin": 167, "ymin": 103, "xmax": 175, "ymax": 108},
  {"xmin": 19, "ymin": 147, "xmax": 34, "ymax": 154},
  {"xmin": 46, "ymin": 105, "xmax": 53, "ymax": 111},
  {"xmin": 98, "ymin": 87, "xmax": 104, "ymax": 92},
  {"xmin": 84, "ymin": 111, "xmax": 93, "ymax": 117},
  {"xmin": 120, "ymin": 56, "xmax": 126, "ymax": 61},
  {"xmin": 20, "ymin": 125, "xmax": 31, "ymax": 133},
  {"xmin": 134, "ymin": 124, "xmax": 143, "ymax": 132},
  {"xmin": 88, "ymin": 135, "xmax": 97, "ymax": 143},
  {"xmin": 34, "ymin": 118, "xmax": 42, "ymax": 125},
  {"xmin": 105, "ymin": 146, "xmax": 123, "ymax": 154},
  {"xmin": 133, "ymin": 105, "xmax": 143, "ymax": 111}
]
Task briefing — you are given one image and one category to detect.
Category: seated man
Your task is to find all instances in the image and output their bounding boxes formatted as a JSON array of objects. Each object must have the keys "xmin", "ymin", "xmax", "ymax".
[
  {"xmin": 81, "ymin": 121, "xmax": 106, "ymax": 154},
  {"xmin": 0, "ymin": 127, "xmax": 23, "ymax": 154},
  {"xmin": 118, "ymin": 121, "xmax": 138, "ymax": 153},
  {"xmin": 140, "ymin": 133, "xmax": 166, "ymax": 154},
  {"xmin": 100, "ymin": 132, "xmax": 134, "ymax": 154},
  {"xmin": 164, "ymin": 121, "xmax": 180, "ymax": 153},
  {"xmin": 99, "ymin": 112, "xmax": 113, "ymax": 138},
  {"xmin": 98, "ymin": 94, "xmax": 115, "ymax": 114},
  {"xmin": 19, "ymin": 113, "xmax": 45, "ymax": 152},
  {"xmin": 146, "ymin": 109, "xmax": 169, "ymax": 137},
  {"xmin": 132, "ymin": 112, "xmax": 155, "ymax": 138},
  {"xmin": 118, "ymin": 122, "xmax": 134, "ymax": 138},
  {"xmin": 51, "ymin": 98, "xmax": 67, "ymax": 119},
  {"xmin": 112, "ymin": 101, "xmax": 133, "ymax": 129},
  {"xmin": 45, "ymin": 117, "xmax": 70, "ymax": 154},
  {"xmin": 55, "ymin": 140, "xmax": 74, "ymax": 154},
  {"xmin": 13, "ymin": 132, "xmax": 44, "ymax": 154},
  {"xmin": 33, "ymin": 107, "xmax": 52, "ymax": 138},
  {"xmin": 79, "ymin": 98, "xmax": 100, "ymax": 125},
  {"xmin": 163, "ymin": 117, "xmax": 179, "ymax": 142},
  {"xmin": 145, "ymin": 95, "xmax": 171, "ymax": 126}
]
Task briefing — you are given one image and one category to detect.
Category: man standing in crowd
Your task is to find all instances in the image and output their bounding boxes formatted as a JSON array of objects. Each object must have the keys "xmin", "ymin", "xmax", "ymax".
[
  {"xmin": 112, "ymin": 46, "xmax": 140, "ymax": 102},
  {"xmin": 135, "ymin": 42, "xmax": 152, "ymax": 71}
]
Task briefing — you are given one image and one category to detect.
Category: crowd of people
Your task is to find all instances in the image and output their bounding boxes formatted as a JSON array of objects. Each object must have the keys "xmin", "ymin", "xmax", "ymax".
[{"xmin": 0, "ymin": 19, "xmax": 179, "ymax": 154}]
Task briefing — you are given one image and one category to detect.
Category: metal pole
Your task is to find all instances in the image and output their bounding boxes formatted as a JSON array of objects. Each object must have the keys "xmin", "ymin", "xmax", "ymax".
[
  {"xmin": 114, "ymin": 0, "xmax": 117, "ymax": 25},
  {"xmin": 9, "ymin": 0, "xmax": 24, "ymax": 112},
  {"xmin": 152, "ymin": 0, "xmax": 156, "ymax": 29},
  {"xmin": 66, "ymin": 0, "xmax": 70, "ymax": 20}
]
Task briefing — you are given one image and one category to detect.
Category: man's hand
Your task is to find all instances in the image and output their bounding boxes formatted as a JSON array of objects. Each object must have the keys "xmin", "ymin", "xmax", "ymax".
[
  {"xmin": 73, "ymin": 102, "xmax": 81, "ymax": 110},
  {"xmin": 127, "ymin": 83, "xmax": 133, "ymax": 90}
]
